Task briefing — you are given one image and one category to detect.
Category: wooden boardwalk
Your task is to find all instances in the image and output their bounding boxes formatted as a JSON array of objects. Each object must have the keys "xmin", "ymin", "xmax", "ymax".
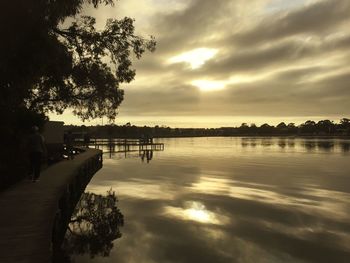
[{"xmin": 0, "ymin": 148, "xmax": 102, "ymax": 263}]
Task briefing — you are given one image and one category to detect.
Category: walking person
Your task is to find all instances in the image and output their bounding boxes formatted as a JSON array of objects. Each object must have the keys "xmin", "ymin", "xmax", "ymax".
[
  {"xmin": 65, "ymin": 131, "xmax": 74, "ymax": 160},
  {"xmin": 28, "ymin": 126, "xmax": 46, "ymax": 182}
]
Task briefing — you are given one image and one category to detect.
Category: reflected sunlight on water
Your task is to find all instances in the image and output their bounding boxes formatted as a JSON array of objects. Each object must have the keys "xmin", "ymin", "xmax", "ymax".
[
  {"xmin": 164, "ymin": 201, "xmax": 230, "ymax": 225},
  {"xmin": 65, "ymin": 137, "xmax": 350, "ymax": 263}
]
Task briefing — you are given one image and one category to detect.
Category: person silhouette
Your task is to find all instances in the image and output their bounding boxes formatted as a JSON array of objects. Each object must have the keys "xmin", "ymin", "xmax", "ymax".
[
  {"xmin": 65, "ymin": 131, "xmax": 74, "ymax": 160},
  {"xmin": 28, "ymin": 126, "xmax": 46, "ymax": 182}
]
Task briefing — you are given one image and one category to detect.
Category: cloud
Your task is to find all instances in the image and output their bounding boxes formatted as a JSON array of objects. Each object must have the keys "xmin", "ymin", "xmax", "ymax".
[
  {"xmin": 198, "ymin": 32, "xmax": 350, "ymax": 80},
  {"xmin": 121, "ymin": 84, "xmax": 201, "ymax": 116},
  {"xmin": 150, "ymin": 0, "xmax": 248, "ymax": 55},
  {"xmin": 232, "ymin": 0, "xmax": 350, "ymax": 46},
  {"xmin": 51, "ymin": 0, "xmax": 350, "ymax": 125}
]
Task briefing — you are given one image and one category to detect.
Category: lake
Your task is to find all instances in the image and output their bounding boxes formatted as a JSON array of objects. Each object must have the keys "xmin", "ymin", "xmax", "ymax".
[{"xmin": 62, "ymin": 137, "xmax": 350, "ymax": 263}]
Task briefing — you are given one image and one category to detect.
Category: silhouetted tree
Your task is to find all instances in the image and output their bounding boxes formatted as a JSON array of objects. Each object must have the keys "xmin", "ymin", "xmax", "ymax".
[
  {"xmin": 238, "ymin": 123, "xmax": 250, "ymax": 134},
  {"xmin": 259, "ymin": 123, "xmax": 275, "ymax": 134},
  {"xmin": 339, "ymin": 118, "xmax": 350, "ymax": 134},
  {"xmin": 276, "ymin": 122, "xmax": 288, "ymax": 134},
  {"xmin": 287, "ymin": 123, "xmax": 298, "ymax": 134},
  {"xmin": 277, "ymin": 122, "xmax": 287, "ymax": 129},
  {"xmin": 0, "ymin": 1, "xmax": 156, "ymax": 188},
  {"xmin": 300, "ymin": 120, "xmax": 316, "ymax": 134},
  {"xmin": 248, "ymin": 123, "xmax": 257, "ymax": 134},
  {"xmin": 316, "ymin": 120, "xmax": 335, "ymax": 135},
  {"xmin": 340, "ymin": 118, "xmax": 350, "ymax": 126},
  {"xmin": 0, "ymin": 0, "xmax": 156, "ymax": 122}
]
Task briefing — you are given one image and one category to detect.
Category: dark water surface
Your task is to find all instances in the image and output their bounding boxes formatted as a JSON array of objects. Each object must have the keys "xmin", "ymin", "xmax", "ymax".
[{"xmin": 65, "ymin": 137, "xmax": 350, "ymax": 263}]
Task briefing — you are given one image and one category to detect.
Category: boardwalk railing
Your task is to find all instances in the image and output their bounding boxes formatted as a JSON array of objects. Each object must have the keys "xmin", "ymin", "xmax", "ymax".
[
  {"xmin": 52, "ymin": 149, "xmax": 103, "ymax": 249},
  {"xmin": 0, "ymin": 148, "xmax": 103, "ymax": 263}
]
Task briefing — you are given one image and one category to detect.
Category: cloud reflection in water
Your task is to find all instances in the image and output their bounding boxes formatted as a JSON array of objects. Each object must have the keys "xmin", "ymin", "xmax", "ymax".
[
  {"xmin": 69, "ymin": 137, "xmax": 350, "ymax": 263},
  {"xmin": 164, "ymin": 201, "xmax": 230, "ymax": 225}
]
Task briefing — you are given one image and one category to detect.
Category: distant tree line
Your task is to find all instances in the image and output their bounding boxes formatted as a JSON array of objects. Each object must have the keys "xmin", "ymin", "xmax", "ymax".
[{"xmin": 65, "ymin": 118, "xmax": 350, "ymax": 139}]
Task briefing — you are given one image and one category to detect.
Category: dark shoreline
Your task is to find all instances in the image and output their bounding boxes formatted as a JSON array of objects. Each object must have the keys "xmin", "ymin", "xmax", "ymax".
[
  {"xmin": 94, "ymin": 135, "xmax": 350, "ymax": 139},
  {"xmin": 65, "ymin": 119, "xmax": 350, "ymax": 140}
]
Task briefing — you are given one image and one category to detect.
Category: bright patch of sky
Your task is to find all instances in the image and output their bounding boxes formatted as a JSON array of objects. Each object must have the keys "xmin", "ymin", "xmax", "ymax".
[
  {"xmin": 168, "ymin": 48, "xmax": 218, "ymax": 69},
  {"xmin": 191, "ymin": 75, "xmax": 265, "ymax": 92},
  {"xmin": 191, "ymin": 80, "xmax": 226, "ymax": 92}
]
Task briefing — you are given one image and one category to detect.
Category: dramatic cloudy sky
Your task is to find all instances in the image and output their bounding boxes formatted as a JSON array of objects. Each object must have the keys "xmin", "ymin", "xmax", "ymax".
[{"xmin": 50, "ymin": 0, "xmax": 350, "ymax": 127}]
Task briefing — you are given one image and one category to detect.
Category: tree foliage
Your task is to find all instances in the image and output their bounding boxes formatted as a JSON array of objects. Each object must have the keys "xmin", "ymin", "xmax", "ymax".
[{"xmin": 0, "ymin": 0, "xmax": 156, "ymax": 121}]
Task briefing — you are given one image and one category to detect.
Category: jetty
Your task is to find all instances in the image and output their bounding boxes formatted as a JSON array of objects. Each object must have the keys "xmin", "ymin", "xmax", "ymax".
[
  {"xmin": 0, "ymin": 148, "xmax": 102, "ymax": 263},
  {"xmin": 85, "ymin": 138, "xmax": 165, "ymax": 152}
]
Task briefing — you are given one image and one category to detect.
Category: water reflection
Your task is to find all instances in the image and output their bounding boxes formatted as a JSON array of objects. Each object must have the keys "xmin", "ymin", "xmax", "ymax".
[
  {"xmin": 57, "ymin": 190, "xmax": 124, "ymax": 262},
  {"xmin": 240, "ymin": 137, "xmax": 350, "ymax": 153},
  {"xmin": 340, "ymin": 141, "xmax": 350, "ymax": 153},
  {"xmin": 164, "ymin": 201, "xmax": 230, "ymax": 225},
  {"xmin": 66, "ymin": 137, "xmax": 350, "ymax": 263},
  {"xmin": 98, "ymin": 144, "xmax": 162, "ymax": 162},
  {"xmin": 278, "ymin": 139, "xmax": 287, "ymax": 148},
  {"xmin": 317, "ymin": 141, "xmax": 334, "ymax": 151},
  {"xmin": 140, "ymin": 149, "xmax": 153, "ymax": 163}
]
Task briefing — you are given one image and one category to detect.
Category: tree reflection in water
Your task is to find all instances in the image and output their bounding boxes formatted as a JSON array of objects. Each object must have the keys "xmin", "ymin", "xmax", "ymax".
[{"xmin": 56, "ymin": 190, "xmax": 124, "ymax": 262}]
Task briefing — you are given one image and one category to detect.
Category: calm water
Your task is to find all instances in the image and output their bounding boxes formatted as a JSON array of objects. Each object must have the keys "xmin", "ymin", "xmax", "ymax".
[{"xmin": 63, "ymin": 137, "xmax": 350, "ymax": 263}]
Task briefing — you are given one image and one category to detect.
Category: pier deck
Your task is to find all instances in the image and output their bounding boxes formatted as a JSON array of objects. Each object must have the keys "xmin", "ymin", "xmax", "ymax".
[
  {"xmin": 0, "ymin": 148, "xmax": 102, "ymax": 263},
  {"xmin": 85, "ymin": 138, "xmax": 165, "ymax": 151}
]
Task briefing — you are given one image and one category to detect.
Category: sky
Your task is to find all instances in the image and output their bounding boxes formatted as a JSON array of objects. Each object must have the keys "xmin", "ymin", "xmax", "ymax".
[{"xmin": 50, "ymin": 0, "xmax": 350, "ymax": 127}]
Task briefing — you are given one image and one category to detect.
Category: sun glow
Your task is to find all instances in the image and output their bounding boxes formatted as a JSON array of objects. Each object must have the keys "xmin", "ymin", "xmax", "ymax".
[
  {"xmin": 191, "ymin": 74, "xmax": 262, "ymax": 92},
  {"xmin": 168, "ymin": 48, "xmax": 218, "ymax": 69},
  {"xmin": 191, "ymin": 80, "xmax": 226, "ymax": 92},
  {"xmin": 163, "ymin": 201, "xmax": 230, "ymax": 225},
  {"xmin": 186, "ymin": 207, "xmax": 211, "ymax": 223}
]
